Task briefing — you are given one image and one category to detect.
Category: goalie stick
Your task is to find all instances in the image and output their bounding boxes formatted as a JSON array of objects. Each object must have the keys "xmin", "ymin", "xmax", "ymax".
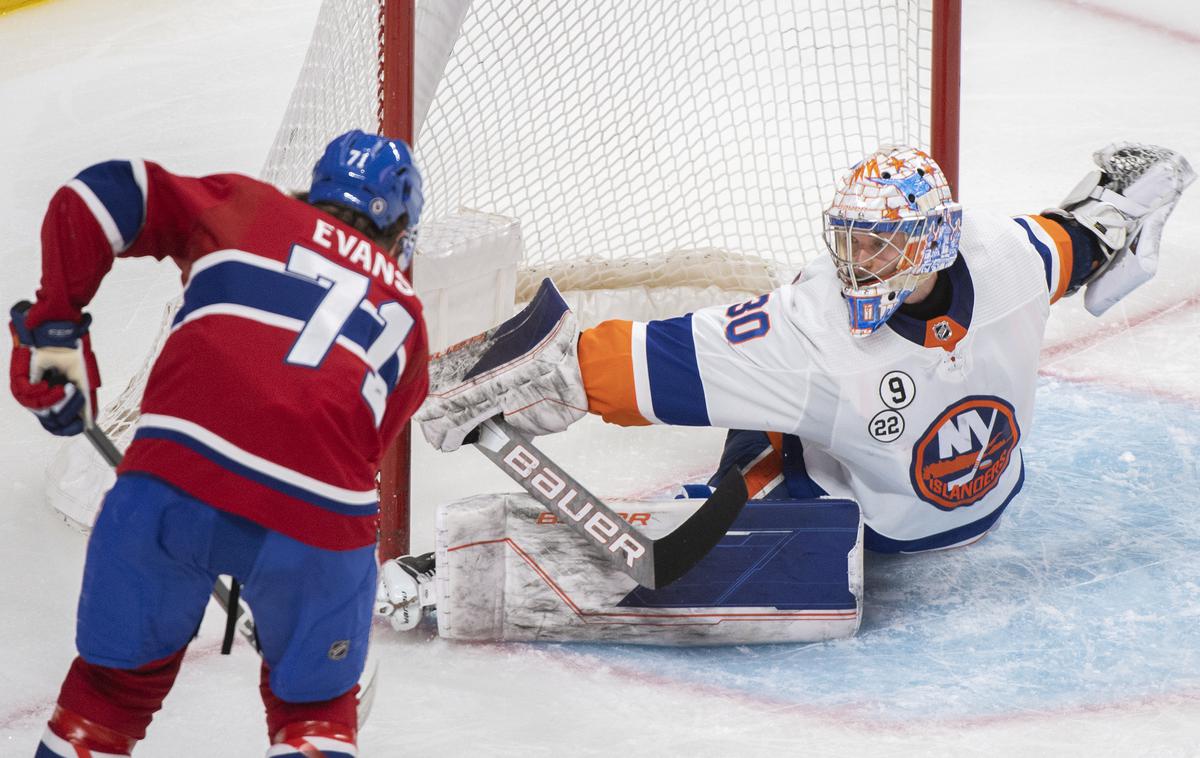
[
  {"xmin": 77, "ymin": 422, "xmax": 379, "ymax": 728},
  {"xmin": 468, "ymin": 416, "xmax": 749, "ymax": 589}
]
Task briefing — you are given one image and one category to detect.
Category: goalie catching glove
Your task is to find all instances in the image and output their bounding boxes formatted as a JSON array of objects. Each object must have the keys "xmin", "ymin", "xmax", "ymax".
[
  {"xmin": 416, "ymin": 278, "xmax": 587, "ymax": 452},
  {"xmin": 1047, "ymin": 142, "xmax": 1195, "ymax": 316},
  {"xmin": 9, "ymin": 300, "xmax": 101, "ymax": 436}
]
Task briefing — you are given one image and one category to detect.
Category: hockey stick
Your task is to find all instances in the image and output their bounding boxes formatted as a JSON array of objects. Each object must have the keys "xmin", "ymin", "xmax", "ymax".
[
  {"xmin": 77, "ymin": 422, "xmax": 379, "ymax": 727},
  {"xmin": 469, "ymin": 416, "xmax": 748, "ymax": 589}
]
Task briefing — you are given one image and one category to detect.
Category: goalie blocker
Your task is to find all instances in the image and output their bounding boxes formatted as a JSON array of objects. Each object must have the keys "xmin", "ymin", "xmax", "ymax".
[{"xmin": 426, "ymin": 494, "xmax": 863, "ymax": 645}]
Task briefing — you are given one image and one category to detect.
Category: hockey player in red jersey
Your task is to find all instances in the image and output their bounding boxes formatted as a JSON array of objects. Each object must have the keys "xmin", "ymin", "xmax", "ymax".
[
  {"xmin": 376, "ymin": 143, "xmax": 1192, "ymax": 645},
  {"xmin": 10, "ymin": 130, "xmax": 428, "ymax": 757}
]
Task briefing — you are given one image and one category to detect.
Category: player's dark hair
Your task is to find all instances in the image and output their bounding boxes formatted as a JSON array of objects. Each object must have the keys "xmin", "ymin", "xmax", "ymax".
[{"xmin": 293, "ymin": 192, "xmax": 409, "ymax": 257}]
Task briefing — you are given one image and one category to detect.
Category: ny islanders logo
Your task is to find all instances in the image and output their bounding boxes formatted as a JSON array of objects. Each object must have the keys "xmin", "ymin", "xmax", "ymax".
[{"xmin": 910, "ymin": 396, "xmax": 1020, "ymax": 511}]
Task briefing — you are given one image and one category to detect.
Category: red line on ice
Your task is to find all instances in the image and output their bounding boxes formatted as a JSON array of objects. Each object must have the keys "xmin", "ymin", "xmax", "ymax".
[
  {"xmin": 1040, "ymin": 291, "xmax": 1200, "ymax": 375},
  {"xmin": 1049, "ymin": 0, "xmax": 1200, "ymax": 46}
]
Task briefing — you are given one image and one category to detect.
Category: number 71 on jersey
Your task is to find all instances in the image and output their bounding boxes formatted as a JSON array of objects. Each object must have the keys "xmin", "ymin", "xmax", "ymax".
[{"xmin": 284, "ymin": 244, "xmax": 414, "ymax": 426}]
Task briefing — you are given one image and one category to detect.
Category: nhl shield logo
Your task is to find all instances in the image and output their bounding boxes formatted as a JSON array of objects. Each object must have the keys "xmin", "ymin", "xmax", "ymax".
[
  {"xmin": 328, "ymin": 640, "xmax": 350, "ymax": 661},
  {"xmin": 909, "ymin": 395, "xmax": 1020, "ymax": 511},
  {"xmin": 933, "ymin": 320, "xmax": 953, "ymax": 342}
]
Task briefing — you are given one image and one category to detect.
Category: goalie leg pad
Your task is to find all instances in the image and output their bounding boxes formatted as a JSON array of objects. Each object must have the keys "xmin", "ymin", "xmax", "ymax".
[{"xmin": 434, "ymin": 494, "xmax": 862, "ymax": 645}]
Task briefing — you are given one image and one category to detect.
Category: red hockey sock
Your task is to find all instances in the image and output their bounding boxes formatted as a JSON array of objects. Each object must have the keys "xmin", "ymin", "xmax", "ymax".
[
  {"xmin": 259, "ymin": 662, "xmax": 358, "ymax": 744},
  {"xmin": 54, "ymin": 648, "xmax": 186, "ymax": 742}
]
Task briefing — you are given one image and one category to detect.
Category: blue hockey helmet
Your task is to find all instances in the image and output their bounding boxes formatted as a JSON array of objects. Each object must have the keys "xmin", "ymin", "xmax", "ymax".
[{"xmin": 309, "ymin": 130, "xmax": 424, "ymax": 235}]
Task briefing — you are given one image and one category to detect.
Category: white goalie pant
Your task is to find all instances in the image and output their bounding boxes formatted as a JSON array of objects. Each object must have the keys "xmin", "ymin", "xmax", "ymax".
[{"xmin": 432, "ymin": 494, "xmax": 864, "ymax": 645}]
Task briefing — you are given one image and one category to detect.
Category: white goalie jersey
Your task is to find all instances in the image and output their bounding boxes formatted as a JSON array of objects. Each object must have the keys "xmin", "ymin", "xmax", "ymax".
[{"xmin": 578, "ymin": 209, "xmax": 1054, "ymax": 551}]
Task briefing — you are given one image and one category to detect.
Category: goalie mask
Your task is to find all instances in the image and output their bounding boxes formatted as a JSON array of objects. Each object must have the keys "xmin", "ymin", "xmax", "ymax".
[{"xmin": 823, "ymin": 146, "xmax": 962, "ymax": 336}]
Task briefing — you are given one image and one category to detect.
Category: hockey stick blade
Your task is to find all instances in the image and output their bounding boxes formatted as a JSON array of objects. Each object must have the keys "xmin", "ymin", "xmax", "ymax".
[
  {"xmin": 472, "ymin": 416, "xmax": 748, "ymax": 589},
  {"xmin": 76, "ymin": 421, "xmax": 380, "ymax": 723}
]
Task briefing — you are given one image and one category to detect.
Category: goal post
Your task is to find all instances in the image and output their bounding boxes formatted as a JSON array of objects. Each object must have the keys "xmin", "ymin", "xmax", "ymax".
[
  {"xmin": 931, "ymin": 0, "xmax": 961, "ymax": 193},
  {"xmin": 377, "ymin": 0, "xmax": 415, "ymax": 566}
]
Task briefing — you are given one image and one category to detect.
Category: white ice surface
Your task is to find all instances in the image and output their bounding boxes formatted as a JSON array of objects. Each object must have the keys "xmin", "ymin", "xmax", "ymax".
[{"xmin": 2, "ymin": 0, "xmax": 1200, "ymax": 755}]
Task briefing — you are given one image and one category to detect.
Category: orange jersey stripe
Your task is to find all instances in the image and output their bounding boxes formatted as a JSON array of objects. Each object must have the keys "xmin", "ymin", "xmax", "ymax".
[
  {"xmin": 578, "ymin": 320, "xmax": 650, "ymax": 426},
  {"xmin": 743, "ymin": 437, "xmax": 784, "ymax": 498},
  {"xmin": 1031, "ymin": 215, "xmax": 1074, "ymax": 303}
]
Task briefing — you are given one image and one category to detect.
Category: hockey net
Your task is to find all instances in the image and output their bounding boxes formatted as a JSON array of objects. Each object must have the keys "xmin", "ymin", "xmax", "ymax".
[{"xmin": 46, "ymin": 0, "xmax": 960, "ymax": 553}]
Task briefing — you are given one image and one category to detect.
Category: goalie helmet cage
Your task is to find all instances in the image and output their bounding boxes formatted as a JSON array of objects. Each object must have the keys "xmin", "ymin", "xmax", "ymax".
[{"xmin": 71, "ymin": 0, "xmax": 960, "ymax": 560}]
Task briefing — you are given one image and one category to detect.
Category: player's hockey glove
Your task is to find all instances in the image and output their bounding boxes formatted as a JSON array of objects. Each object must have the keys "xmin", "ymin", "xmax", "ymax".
[
  {"xmin": 1047, "ymin": 142, "xmax": 1195, "ymax": 316},
  {"xmin": 416, "ymin": 278, "xmax": 588, "ymax": 452},
  {"xmin": 9, "ymin": 300, "xmax": 102, "ymax": 436}
]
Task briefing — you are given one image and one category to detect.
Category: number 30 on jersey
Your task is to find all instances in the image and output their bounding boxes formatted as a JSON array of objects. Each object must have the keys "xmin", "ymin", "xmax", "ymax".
[{"xmin": 724, "ymin": 294, "xmax": 771, "ymax": 344}]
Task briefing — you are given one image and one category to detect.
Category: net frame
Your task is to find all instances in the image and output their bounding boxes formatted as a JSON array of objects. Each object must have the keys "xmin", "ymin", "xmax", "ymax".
[{"xmin": 374, "ymin": 0, "xmax": 960, "ymax": 558}]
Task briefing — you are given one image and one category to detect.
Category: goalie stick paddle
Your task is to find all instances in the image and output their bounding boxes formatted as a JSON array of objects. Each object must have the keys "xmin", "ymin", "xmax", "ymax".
[
  {"xmin": 470, "ymin": 416, "xmax": 749, "ymax": 589},
  {"xmin": 77, "ymin": 421, "xmax": 379, "ymax": 728}
]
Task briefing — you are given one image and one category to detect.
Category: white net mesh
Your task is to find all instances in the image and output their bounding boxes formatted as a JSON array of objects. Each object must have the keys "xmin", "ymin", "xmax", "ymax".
[
  {"xmin": 261, "ymin": 0, "xmax": 386, "ymax": 189},
  {"xmin": 49, "ymin": 0, "xmax": 947, "ymax": 527},
  {"xmin": 417, "ymin": 0, "xmax": 934, "ymax": 282},
  {"xmin": 265, "ymin": 0, "xmax": 940, "ymax": 334},
  {"xmin": 262, "ymin": 0, "xmax": 936, "ymax": 283}
]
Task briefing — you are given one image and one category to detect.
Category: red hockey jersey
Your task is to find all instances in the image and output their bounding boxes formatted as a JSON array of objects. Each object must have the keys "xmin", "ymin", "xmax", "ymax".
[{"xmin": 28, "ymin": 160, "xmax": 429, "ymax": 550}]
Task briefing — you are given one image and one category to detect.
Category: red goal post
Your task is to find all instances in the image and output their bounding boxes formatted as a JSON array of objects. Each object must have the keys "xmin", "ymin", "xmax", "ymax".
[
  {"xmin": 931, "ymin": 0, "xmax": 961, "ymax": 194},
  {"xmin": 378, "ymin": 0, "xmax": 416, "ymax": 565}
]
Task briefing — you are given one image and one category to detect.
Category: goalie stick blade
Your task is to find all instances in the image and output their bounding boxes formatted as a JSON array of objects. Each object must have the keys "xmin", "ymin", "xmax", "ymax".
[
  {"xmin": 471, "ymin": 417, "xmax": 749, "ymax": 589},
  {"xmin": 651, "ymin": 468, "xmax": 748, "ymax": 588}
]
